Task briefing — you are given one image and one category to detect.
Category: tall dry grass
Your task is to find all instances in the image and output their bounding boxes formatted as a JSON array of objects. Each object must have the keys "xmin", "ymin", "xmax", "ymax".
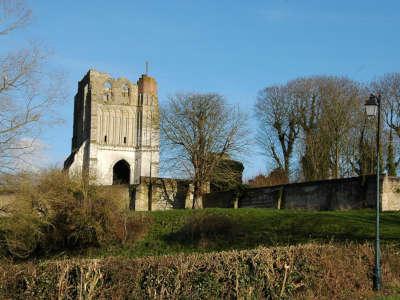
[
  {"xmin": 0, "ymin": 169, "xmax": 151, "ymax": 259},
  {"xmin": 0, "ymin": 243, "xmax": 399, "ymax": 299}
]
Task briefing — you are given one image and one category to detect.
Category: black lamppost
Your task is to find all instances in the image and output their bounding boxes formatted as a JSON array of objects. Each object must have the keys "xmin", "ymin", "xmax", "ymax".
[{"xmin": 365, "ymin": 93, "xmax": 381, "ymax": 291}]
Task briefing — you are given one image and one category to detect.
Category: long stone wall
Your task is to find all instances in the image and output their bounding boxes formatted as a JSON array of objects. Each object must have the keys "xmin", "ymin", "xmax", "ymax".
[
  {"xmin": 3, "ymin": 175, "xmax": 398, "ymax": 212},
  {"xmin": 126, "ymin": 175, "xmax": 400, "ymax": 211},
  {"xmin": 239, "ymin": 175, "xmax": 400, "ymax": 211}
]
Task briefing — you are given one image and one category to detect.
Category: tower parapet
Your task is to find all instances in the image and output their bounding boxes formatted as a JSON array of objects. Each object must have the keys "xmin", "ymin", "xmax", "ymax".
[{"xmin": 138, "ymin": 74, "xmax": 157, "ymax": 96}]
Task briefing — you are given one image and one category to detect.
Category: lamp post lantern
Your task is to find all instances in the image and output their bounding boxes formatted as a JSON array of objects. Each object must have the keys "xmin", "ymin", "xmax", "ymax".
[{"xmin": 365, "ymin": 93, "xmax": 381, "ymax": 291}]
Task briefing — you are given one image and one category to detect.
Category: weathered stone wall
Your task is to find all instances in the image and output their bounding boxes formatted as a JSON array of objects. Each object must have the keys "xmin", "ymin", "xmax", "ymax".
[
  {"xmin": 382, "ymin": 177, "xmax": 400, "ymax": 211},
  {"xmin": 131, "ymin": 177, "xmax": 190, "ymax": 211},
  {"xmin": 204, "ymin": 190, "xmax": 239, "ymax": 208},
  {"xmin": 2, "ymin": 175, "xmax": 399, "ymax": 212},
  {"xmin": 128, "ymin": 175, "xmax": 400, "ymax": 211},
  {"xmin": 240, "ymin": 175, "xmax": 400, "ymax": 211}
]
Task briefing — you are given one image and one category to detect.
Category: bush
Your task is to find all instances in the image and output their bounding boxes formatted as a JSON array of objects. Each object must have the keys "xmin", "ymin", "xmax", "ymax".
[
  {"xmin": 0, "ymin": 243, "xmax": 399, "ymax": 299},
  {"xmin": 0, "ymin": 170, "xmax": 151, "ymax": 259}
]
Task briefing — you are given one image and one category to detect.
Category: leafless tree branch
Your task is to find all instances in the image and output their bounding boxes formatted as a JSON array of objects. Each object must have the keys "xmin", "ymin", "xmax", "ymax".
[{"xmin": 161, "ymin": 93, "xmax": 249, "ymax": 208}]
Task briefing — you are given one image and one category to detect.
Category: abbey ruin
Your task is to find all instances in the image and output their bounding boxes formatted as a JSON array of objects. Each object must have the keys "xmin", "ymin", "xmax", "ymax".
[
  {"xmin": 64, "ymin": 70, "xmax": 159, "ymax": 185},
  {"xmin": 62, "ymin": 70, "xmax": 400, "ymax": 212},
  {"xmin": 63, "ymin": 69, "xmax": 244, "ymax": 210}
]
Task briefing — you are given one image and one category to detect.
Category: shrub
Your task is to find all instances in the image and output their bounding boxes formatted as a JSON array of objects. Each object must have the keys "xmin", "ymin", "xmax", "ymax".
[{"xmin": 0, "ymin": 169, "xmax": 151, "ymax": 258}]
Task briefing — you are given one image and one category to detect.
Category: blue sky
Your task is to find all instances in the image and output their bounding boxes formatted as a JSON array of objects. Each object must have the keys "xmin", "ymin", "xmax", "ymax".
[{"xmin": 10, "ymin": 0, "xmax": 400, "ymax": 179}]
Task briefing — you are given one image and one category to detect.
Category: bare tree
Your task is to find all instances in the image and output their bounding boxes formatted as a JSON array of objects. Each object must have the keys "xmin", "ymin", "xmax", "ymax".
[
  {"xmin": 0, "ymin": 0, "xmax": 31, "ymax": 35},
  {"xmin": 0, "ymin": 0, "xmax": 64, "ymax": 174},
  {"xmin": 255, "ymin": 85, "xmax": 299, "ymax": 180},
  {"xmin": 256, "ymin": 76, "xmax": 362, "ymax": 182},
  {"xmin": 317, "ymin": 77, "xmax": 362, "ymax": 178},
  {"xmin": 289, "ymin": 77, "xmax": 325, "ymax": 180},
  {"xmin": 372, "ymin": 73, "xmax": 400, "ymax": 135},
  {"xmin": 344, "ymin": 116, "xmax": 376, "ymax": 176},
  {"xmin": 371, "ymin": 73, "xmax": 400, "ymax": 175},
  {"xmin": 160, "ymin": 93, "xmax": 248, "ymax": 208},
  {"xmin": 255, "ymin": 74, "xmax": 398, "ymax": 183},
  {"xmin": 289, "ymin": 76, "xmax": 362, "ymax": 180}
]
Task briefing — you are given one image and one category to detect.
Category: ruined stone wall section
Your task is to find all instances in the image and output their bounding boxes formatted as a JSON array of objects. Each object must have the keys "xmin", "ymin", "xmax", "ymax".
[{"xmin": 133, "ymin": 177, "xmax": 189, "ymax": 211}]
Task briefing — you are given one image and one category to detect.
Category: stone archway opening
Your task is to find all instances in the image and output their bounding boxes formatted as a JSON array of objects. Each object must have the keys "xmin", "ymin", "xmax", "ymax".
[{"xmin": 113, "ymin": 160, "xmax": 130, "ymax": 185}]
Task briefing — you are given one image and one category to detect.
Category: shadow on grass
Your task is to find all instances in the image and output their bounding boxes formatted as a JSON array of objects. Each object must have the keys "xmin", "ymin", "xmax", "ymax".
[{"xmin": 163, "ymin": 209, "xmax": 400, "ymax": 251}]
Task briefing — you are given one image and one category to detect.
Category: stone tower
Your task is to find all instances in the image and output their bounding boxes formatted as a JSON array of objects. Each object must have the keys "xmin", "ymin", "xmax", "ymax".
[{"xmin": 64, "ymin": 69, "xmax": 159, "ymax": 185}]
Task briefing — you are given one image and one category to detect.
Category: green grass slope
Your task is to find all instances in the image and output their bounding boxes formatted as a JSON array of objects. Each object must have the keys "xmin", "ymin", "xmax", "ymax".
[{"xmin": 91, "ymin": 208, "xmax": 400, "ymax": 258}]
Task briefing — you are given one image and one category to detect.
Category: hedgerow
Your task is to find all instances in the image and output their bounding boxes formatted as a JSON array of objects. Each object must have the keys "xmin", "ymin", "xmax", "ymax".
[{"xmin": 1, "ymin": 243, "xmax": 399, "ymax": 299}]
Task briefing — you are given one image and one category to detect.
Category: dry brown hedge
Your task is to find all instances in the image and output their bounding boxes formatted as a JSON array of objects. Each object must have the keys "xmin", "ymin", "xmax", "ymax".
[{"xmin": 1, "ymin": 243, "xmax": 399, "ymax": 299}]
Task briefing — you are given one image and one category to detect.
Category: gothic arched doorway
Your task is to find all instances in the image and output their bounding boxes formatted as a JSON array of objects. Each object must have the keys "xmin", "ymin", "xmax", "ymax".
[{"xmin": 113, "ymin": 160, "xmax": 130, "ymax": 185}]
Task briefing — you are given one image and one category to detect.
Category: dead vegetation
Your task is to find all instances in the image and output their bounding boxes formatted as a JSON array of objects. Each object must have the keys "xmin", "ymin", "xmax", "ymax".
[
  {"xmin": 247, "ymin": 168, "xmax": 289, "ymax": 187},
  {"xmin": 0, "ymin": 243, "xmax": 399, "ymax": 299},
  {"xmin": 0, "ymin": 169, "xmax": 152, "ymax": 259}
]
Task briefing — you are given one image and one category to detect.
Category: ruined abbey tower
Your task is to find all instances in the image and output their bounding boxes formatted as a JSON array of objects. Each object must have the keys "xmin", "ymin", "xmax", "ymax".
[{"xmin": 64, "ymin": 70, "xmax": 159, "ymax": 185}]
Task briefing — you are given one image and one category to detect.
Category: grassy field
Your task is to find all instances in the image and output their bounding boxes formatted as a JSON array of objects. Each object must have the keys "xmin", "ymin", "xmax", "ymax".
[{"xmin": 87, "ymin": 208, "xmax": 400, "ymax": 258}]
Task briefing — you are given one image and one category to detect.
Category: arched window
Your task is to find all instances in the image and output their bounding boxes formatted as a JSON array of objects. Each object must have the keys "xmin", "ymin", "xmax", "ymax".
[
  {"xmin": 104, "ymin": 81, "xmax": 112, "ymax": 91},
  {"xmin": 103, "ymin": 81, "xmax": 112, "ymax": 101},
  {"xmin": 122, "ymin": 84, "xmax": 129, "ymax": 97},
  {"xmin": 113, "ymin": 160, "xmax": 130, "ymax": 185}
]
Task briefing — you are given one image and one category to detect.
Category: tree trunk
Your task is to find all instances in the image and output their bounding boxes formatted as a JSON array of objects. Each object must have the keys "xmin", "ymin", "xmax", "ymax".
[{"xmin": 192, "ymin": 182, "xmax": 203, "ymax": 209}]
